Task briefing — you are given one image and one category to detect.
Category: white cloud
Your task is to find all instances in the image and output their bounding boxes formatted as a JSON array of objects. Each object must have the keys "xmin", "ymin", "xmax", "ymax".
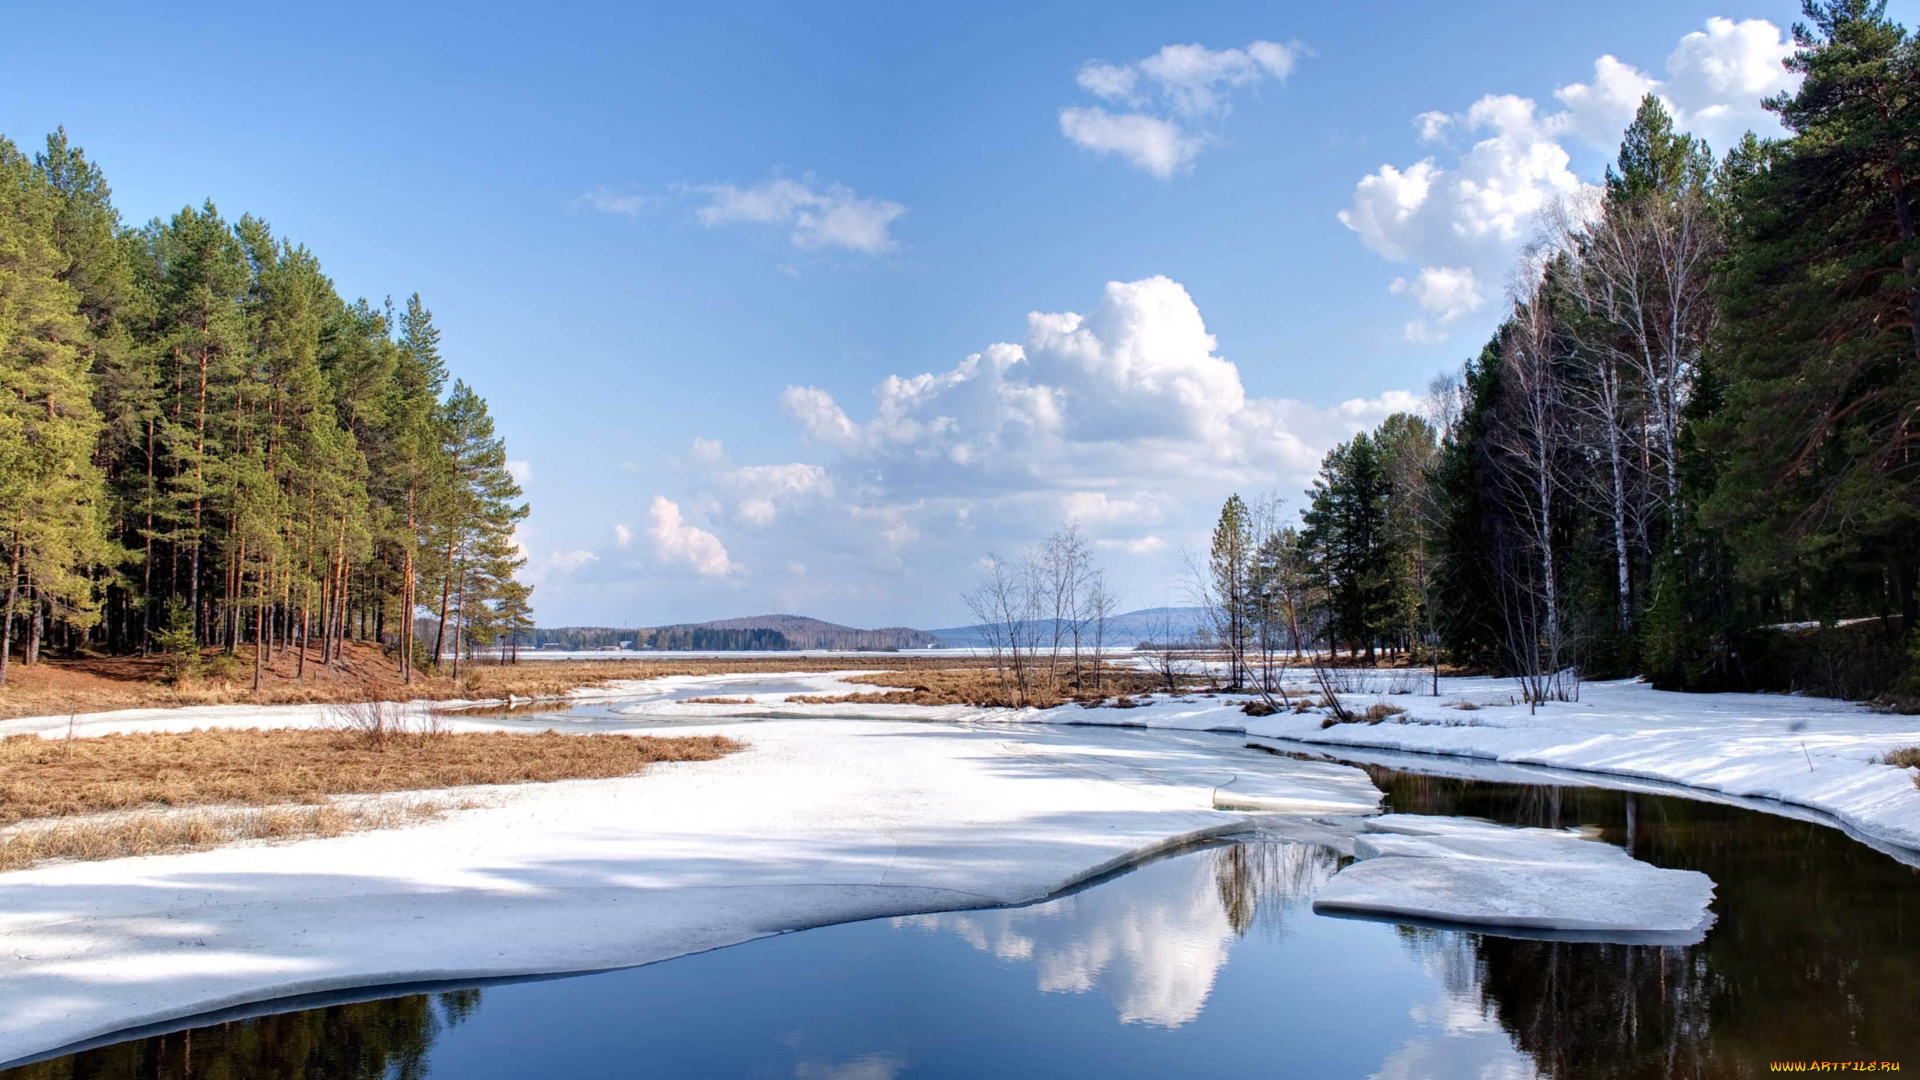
[
  {"xmin": 545, "ymin": 277, "xmax": 1421, "ymax": 625},
  {"xmin": 506, "ymin": 459, "xmax": 533, "ymax": 486},
  {"xmin": 545, "ymin": 550, "xmax": 598, "ymax": 574},
  {"xmin": 1096, "ymin": 535, "xmax": 1169, "ymax": 556},
  {"xmin": 779, "ymin": 385, "xmax": 863, "ymax": 448},
  {"xmin": 1076, "ymin": 62, "xmax": 1139, "ymax": 102},
  {"xmin": 1397, "ymin": 263, "xmax": 1482, "ymax": 322},
  {"xmin": 1061, "ymin": 40, "xmax": 1300, "ymax": 177},
  {"xmin": 1137, "ymin": 41, "xmax": 1297, "ymax": 118},
  {"xmin": 648, "ymin": 496, "xmax": 734, "ymax": 577},
  {"xmin": 1413, "ymin": 110, "xmax": 1453, "ymax": 144},
  {"xmin": 1341, "ymin": 17, "xmax": 1797, "ymax": 345},
  {"xmin": 1061, "ymin": 491, "xmax": 1167, "ymax": 525},
  {"xmin": 613, "ymin": 523, "xmax": 632, "ymax": 549},
  {"xmin": 691, "ymin": 437, "xmax": 727, "ymax": 463},
  {"xmin": 782, "ymin": 276, "xmax": 1411, "ymax": 485},
  {"xmin": 620, "ymin": 460, "xmax": 643, "ymax": 474},
  {"xmin": 1059, "ymin": 107, "xmax": 1204, "ymax": 179},
  {"xmin": 726, "ymin": 463, "xmax": 831, "ymax": 525},
  {"xmin": 694, "ymin": 176, "xmax": 905, "ymax": 254},
  {"xmin": 772, "ymin": 276, "xmax": 1411, "ymax": 572}
]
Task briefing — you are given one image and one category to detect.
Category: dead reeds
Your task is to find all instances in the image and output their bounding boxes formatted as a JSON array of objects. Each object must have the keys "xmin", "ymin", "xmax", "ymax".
[
  {"xmin": 0, "ymin": 727, "xmax": 741, "ymax": 827},
  {"xmin": 0, "ymin": 801, "xmax": 457, "ymax": 872}
]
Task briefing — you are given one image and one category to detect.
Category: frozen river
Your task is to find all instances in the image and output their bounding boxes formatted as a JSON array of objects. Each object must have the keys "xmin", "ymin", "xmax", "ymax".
[{"xmin": 14, "ymin": 760, "xmax": 1915, "ymax": 1078}]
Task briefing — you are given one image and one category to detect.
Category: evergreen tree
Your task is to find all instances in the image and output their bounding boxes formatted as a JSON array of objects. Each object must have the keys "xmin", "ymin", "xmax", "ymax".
[
  {"xmin": 0, "ymin": 128, "xmax": 533, "ymax": 682},
  {"xmin": 0, "ymin": 138, "xmax": 115, "ymax": 682},
  {"xmin": 1704, "ymin": 0, "xmax": 1920, "ymax": 635},
  {"xmin": 1207, "ymin": 494, "xmax": 1253, "ymax": 686},
  {"xmin": 1301, "ymin": 433, "xmax": 1395, "ymax": 659}
]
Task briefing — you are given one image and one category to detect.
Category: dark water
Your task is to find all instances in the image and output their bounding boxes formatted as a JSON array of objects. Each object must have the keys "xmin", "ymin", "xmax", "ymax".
[{"xmin": 10, "ymin": 764, "xmax": 1919, "ymax": 1080}]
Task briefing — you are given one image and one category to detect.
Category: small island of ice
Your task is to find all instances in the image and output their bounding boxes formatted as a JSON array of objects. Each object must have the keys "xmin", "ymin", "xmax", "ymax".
[{"xmin": 1312, "ymin": 815, "xmax": 1715, "ymax": 943}]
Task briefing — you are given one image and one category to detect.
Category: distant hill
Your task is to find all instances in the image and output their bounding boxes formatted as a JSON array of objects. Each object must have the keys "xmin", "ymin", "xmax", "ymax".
[
  {"xmin": 533, "ymin": 615, "xmax": 938, "ymax": 652},
  {"xmin": 923, "ymin": 606, "xmax": 1211, "ymax": 648}
]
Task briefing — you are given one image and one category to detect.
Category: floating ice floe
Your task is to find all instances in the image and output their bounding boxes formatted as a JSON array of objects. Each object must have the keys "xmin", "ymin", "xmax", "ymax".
[{"xmin": 1312, "ymin": 814, "xmax": 1716, "ymax": 944}]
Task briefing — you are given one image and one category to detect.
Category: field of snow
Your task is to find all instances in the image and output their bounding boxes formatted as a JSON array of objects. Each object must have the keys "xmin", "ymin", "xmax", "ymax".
[{"xmin": 0, "ymin": 708, "xmax": 1376, "ymax": 1065}]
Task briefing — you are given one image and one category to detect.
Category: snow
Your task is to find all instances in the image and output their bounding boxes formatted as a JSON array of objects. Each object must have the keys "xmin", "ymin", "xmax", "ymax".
[
  {"xmin": 1000, "ymin": 677, "xmax": 1920, "ymax": 856},
  {"xmin": 1312, "ymin": 814, "xmax": 1716, "ymax": 943},
  {"xmin": 6, "ymin": 665, "xmax": 1918, "ymax": 1060},
  {"xmin": 0, "ymin": 715, "xmax": 1378, "ymax": 1065}
]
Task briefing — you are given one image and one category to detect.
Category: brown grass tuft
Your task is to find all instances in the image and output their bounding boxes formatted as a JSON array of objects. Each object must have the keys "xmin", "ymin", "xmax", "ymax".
[
  {"xmin": 0, "ymin": 800, "xmax": 461, "ymax": 872},
  {"xmin": 681, "ymin": 696, "xmax": 757, "ymax": 705},
  {"xmin": 1881, "ymin": 746, "xmax": 1920, "ymax": 770},
  {"xmin": 1362, "ymin": 702, "xmax": 1407, "ymax": 722},
  {"xmin": 0, "ymin": 728, "xmax": 741, "ymax": 827}
]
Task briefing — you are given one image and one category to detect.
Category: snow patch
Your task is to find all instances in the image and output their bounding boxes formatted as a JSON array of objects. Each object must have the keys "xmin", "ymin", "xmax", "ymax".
[{"xmin": 1313, "ymin": 814, "xmax": 1715, "ymax": 943}]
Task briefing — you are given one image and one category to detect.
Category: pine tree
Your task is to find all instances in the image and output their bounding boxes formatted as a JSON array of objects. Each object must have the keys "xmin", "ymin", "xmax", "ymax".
[
  {"xmin": 1302, "ymin": 433, "xmax": 1395, "ymax": 659},
  {"xmin": 1207, "ymin": 494, "xmax": 1253, "ymax": 687},
  {"xmin": 1704, "ymin": 0, "xmax": 1920, "ymax": 635},
  {"xmin": 428, "ymin": 380, "xmax": 528, "ymax": 673},
  {"xmin": 0, "ymin": 138, "xmax": 115, "ymax": 683}
]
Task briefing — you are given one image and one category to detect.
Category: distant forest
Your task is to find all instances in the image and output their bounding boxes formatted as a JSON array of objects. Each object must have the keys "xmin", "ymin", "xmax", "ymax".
[
  {"xmin": 532, "ymin": 616, "xmax": 937, "ymax": 652},
  {"xmin": 0, "ymin": 130, "xmax": 528, "ymax": 687}
]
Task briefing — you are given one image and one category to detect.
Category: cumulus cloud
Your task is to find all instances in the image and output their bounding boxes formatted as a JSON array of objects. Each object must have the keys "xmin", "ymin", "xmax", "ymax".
[
  {"xmin": 613, "ymin": 523, "xmax": 632, "ymax": 549},
  {"xmin": 648, "ymin": 496, "xmax": 734, "ymax": 577},
  {"xmin": 1391, "ymin": 266, "xmax": 1485, "ymax": 342},
  {"xmin": 693, "ymin": 176, "xmax": 905, "ymax": 254},
  {"xmin": 546, "ymin": 276, "xmax": 1416, "ymax": 624},
  {"xmin": 725, "ymin": 462, "xmax": 832, "ymax": 525},
  {"xmin": 774, "ymin": 275, "xmax": 1412, "ymax": 565},
  {"xmin": 1342, "ymin": 17, "xmax": 1797, "ymax": 344},
  {"xmin": 1060, "ymin": 40, "xmax": 1300, "ymax": 177}
]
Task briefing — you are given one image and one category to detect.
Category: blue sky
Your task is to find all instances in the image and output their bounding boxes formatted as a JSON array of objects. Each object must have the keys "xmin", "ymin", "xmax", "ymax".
[{"xmin": 8, "ymin": 0, "xmax": 1902, "ymax": 628}]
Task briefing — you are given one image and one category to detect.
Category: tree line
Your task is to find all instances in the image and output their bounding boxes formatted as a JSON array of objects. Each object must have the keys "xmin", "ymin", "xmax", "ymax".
[
  {"xmin": 0, "ymin": 129, "xmax": 530, "ymax": 688},
  {"xmin": 1190, "ymin": 2, "xmax": 1919, "ymax": 702}
]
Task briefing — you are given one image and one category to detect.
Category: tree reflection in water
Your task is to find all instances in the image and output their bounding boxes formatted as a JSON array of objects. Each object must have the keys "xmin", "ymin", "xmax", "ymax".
[
  {"xmin": 1210, "ymin": 839, "xmax": 1342, "ymax": 937},
  {"xmin": 4, "ymin": 990, "xmax": 480, "ymax": 1080},
  {"xmin": 1366, "ymin": 766, "xmax": 1920, "ymax": 1077}
]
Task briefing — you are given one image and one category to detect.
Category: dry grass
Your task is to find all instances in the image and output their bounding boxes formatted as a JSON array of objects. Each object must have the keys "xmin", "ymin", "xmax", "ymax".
[
  {"xmin": 459, "ymin": 655, "xmax": 1008, "ymax": 701},
  {"xmin": 0, "ymin": 800, "xmax": 459, "ymax": 872},
  {"xmin": 825, "ymin": 665, "xmax": 1167, "ymax": 708},
  {"xmin": 1362, "ymin": 702, "xmax": 1408, "ymax": 722},
  {"xmin": 1881, "ymin": 746, "xmax": 1920, "ymax": 772},
  {"xmin": 681, "ymin": 696, "xmax": 756, "ymax": 705},
  {"xmin": 0, "ymin": 648, "xmax": 1001, "ymax": 723},
  {"xmin": 0, "ymin": 727, "xmax": 741, "ymax": 826}
]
